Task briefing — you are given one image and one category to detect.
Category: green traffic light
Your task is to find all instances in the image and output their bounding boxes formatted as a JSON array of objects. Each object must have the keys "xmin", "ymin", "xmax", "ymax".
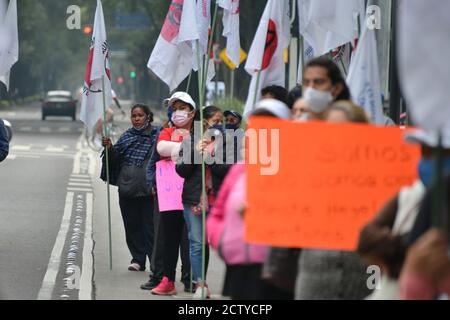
[{"xmin": 130, "ymin": 71, "xmax": 137, "ymax": 78}]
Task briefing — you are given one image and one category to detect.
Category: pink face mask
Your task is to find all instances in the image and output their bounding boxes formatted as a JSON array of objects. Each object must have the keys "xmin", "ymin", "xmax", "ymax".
[{"xmin": 171, "ymin": 110, "xmax": 192, "ymax": 127}]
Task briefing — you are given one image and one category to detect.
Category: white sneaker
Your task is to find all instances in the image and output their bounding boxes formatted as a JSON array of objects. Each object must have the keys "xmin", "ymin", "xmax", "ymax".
[{"xmin": 193, "ymin": 284, "xmax": 211, "ymax": 299}]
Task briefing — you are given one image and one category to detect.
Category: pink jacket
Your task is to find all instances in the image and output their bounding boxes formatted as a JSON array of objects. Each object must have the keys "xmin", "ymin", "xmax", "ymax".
[{"xmin": 207, "ymin": 163, "xmax": 268, "ymax": 265}]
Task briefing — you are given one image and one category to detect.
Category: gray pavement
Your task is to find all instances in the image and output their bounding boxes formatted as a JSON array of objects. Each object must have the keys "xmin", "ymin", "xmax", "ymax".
[{"xmin": 90, "ymin": 144, "xmax": 227, "ymax": 300}]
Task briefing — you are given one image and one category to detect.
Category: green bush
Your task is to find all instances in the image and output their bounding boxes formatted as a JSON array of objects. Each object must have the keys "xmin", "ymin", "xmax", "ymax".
[{"xmin": 0, "ymin": 100, "xmax": 11, "ymax": 108}]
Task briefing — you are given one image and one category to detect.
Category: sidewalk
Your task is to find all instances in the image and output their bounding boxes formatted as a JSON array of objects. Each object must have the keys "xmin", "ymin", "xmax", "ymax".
[{"xmin": 90, "ymin": 155, "xmax": 227, "ymax": 300}]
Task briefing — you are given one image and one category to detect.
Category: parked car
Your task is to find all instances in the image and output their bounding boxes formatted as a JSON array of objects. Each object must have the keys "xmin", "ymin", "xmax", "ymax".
[
  {"xmin": 2, "ymin": 119, "xmax": 12, "ymax": 142},
  {"xmin": 42, "ymin": 90, "xmax": 77, "ymax": 121}
]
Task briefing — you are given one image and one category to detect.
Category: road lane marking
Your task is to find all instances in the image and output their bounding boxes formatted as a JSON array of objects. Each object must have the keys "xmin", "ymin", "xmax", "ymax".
[
  {"xmin": 71, "ymin": 175, "xmax": 90, "ymax": 179},
  {"xmin": 40, "ymin": 127, "xmax": 52, "ymax": 133},
  {"xmin": 68, "ymin": 182, "xmax": 92, "ymax": 187},
  {"xmin": 67, "ymin": 187, "xmax": 94, "ymax": 192},
  {"xmin": 11, "ymin": 145, "xmax": 31, "ymax": 151},
  {"xmin": 69, "ymin": 178, "xmax": 91, "ymax": 183},
  {"xmin": 37, "ymin": 192, "xmax": 75, "ymax": 300},
  {"xmin": 10, "ymin": 151, "xmax": 75, "ymax": 158},
  {"xmin": 46, "ymin": 146, "xmax": 66, "ymax": 153},
  {"xmin": 79, "ymin": 193, "xmax": 94, "ymax": 300}
]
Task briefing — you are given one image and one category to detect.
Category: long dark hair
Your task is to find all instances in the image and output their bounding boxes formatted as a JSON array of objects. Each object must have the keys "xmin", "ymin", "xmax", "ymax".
[{"xmin": 305, "ymin": 57, "xmax": 351, "ymax": 101}]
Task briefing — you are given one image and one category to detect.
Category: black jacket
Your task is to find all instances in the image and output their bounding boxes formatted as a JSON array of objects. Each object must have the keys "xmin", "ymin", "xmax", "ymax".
[{"xmin": 176, "ymin": 132, "xmax": 239, "ymax": 206}]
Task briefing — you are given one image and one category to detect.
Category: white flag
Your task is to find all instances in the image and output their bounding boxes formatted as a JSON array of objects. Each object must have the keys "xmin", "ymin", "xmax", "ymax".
[
  {"xmin": 346, "ymin": 25, "xmax": 383, "ymax": 124},
  {"xmin": 192, "ymin": 0, "xmax": 215, "ymax": 84},
  {"xmin": 398, "ymin": 0, "xmax": 450, "ymax": 131},
  {"xmin": 218, "ymin": 0, "xmax": 241, "ymax": 67},
  {"xmin": 0, "ymin": 0, "xmax": 18, "ymax": 91},
  {"xmin": 298, "ymin": 0, "xmax": 363, "ymax": 56},
  {"xmin": 243, "ymin": 0, "xmax": 290, "ymax": 118},
  {"xmin": 149, "ymin": 0, "xmax": 207, "ymax": 92},
  {"xmin": 80, "ymin": 0, "xmax": 112, "ymax": 132}
]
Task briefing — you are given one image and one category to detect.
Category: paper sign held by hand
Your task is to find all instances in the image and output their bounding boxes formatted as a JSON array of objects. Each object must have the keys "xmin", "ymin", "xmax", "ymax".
[
  {"xmin": 156, "ymin": 160, "xmax": 184, "ymax": 212},
  {"xmin": 245, "ymin": 119, "xmax": 421, "ymax": 251}
]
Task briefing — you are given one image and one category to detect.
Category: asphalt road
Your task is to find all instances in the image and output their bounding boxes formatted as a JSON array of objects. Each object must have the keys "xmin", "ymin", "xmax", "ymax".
[
  {"xmin": 0, "ymin": 108, "xmax": 83, "ymax": 299},
  {"xmin": 0, "ymin": 103, "xmax": 226, "ymax": 300}
]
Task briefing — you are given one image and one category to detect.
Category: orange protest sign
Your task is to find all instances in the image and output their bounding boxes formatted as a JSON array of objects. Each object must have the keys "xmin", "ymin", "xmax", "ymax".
[{"xmin": 245, "ymin": 118, "xmax": 421, "ymax": 251}]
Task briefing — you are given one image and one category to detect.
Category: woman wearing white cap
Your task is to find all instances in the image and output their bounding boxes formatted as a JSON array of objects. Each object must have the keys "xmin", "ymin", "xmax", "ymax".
[{"xmin": 151, "ymin": 92, "xmax": 198, "ymax": 296}]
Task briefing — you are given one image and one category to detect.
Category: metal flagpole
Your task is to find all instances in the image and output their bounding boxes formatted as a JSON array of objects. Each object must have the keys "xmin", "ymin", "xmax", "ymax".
[
  {"xmin": 252, "ymin": 70, "xmax": 262, "ymax": 112},
  {"xmin": 195, "ymin": 39, "xmax": 207, "ymax": 299},
  {"xmin": 101, "ymin": 75, "xmax": 113, "ymax": 271},
  {"xmin": 197, "ymin": 0, "xmax": 219, "ymax": 300},
  {"xmin": 201, "ymin": 1, "xmax": 219, "ymax": 103},
  {"xmin": 186, "ymin": 71, "xmax": 193, "ymax": 93}
]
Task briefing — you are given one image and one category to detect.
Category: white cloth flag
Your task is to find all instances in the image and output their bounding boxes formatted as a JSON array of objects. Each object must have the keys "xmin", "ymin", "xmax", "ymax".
[
  {"xmin": 298, "ymin": 0, "xmax": 362, "ymax": 56},
  {"xmin": 218, "ymin": 0, "xmax": 241, "ymax": 67},
  {"xmin": 192, "ymin": 0, "xmax": 215, "ymax": 84},
  {"xmin": 0, "ymin": 0, "xmax": 18, "ymax": 91},
  {"xmin": 80, "ymin": 0, "xmax": 112, "ymax": 132},
  {"xmin": 347, "ymin": 24, "xmax": 383, "ymax": 124},
  {"xmin": 398, "ymin": 0, "xmax": 450, "ymax": 131},
  {"xmin": 148, "ymin": 0, "xmax": 197, "ymax": 92},
  {"xmin": 243, "ymin": 0, "xmax": 290, "ymax": 118}
]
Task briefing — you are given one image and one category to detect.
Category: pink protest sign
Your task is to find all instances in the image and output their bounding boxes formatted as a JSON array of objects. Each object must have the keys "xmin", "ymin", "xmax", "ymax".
[{"xmin": 156, "ymin": 160, "xmax": 185, "ymax": 212}]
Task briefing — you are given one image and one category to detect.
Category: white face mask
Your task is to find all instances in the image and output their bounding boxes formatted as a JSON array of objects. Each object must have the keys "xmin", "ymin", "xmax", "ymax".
[
  {"xmin": 304, "ymin": 87, "xmax": 333, "ymax": 113},
  {"xmin": 295, "ymin": 113, "xmax": 310, "ymax": 122}
]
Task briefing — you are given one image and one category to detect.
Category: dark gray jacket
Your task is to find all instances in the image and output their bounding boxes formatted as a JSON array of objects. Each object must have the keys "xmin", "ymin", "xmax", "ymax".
[{"xmin": 295, "ymin": 249, "xmax": 373, "ymax": 300}]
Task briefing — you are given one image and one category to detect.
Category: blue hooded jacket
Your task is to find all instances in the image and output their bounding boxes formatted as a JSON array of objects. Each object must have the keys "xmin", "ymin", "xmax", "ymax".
[{"xmin": 0, "ymin": 119, "xmax": 9, "ymax": 162}]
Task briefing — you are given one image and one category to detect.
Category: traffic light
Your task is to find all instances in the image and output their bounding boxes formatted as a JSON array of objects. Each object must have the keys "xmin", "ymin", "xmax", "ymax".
[
  {"xmin": 83, "ymin": 25, "xmax": 93, "ymax": 35},
  {"xmin": 116, "ymin": 76, "xmax": 124, "ymax": 85},
  {"xmin": 130, "ymin": 71, "xmax": 137, "ymax": 79}
]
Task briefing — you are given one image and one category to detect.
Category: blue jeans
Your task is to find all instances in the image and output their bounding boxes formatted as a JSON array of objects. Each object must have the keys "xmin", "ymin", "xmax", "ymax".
[{"xmin": 183, "ymin": 204, "xmax": 210, "ymax": 283}]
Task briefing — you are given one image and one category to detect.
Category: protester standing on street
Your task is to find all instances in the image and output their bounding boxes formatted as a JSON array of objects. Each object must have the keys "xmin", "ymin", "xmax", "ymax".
[
  {"xmin": 208, "ymin": 99, "xmax": 294, "ymax": 300},
  {"xmin": 151, "ymin": 92, "xmax": 196, "ymax": 296},
  {"xmin": 223, "ymin": 110, "xmax": 242, "ymax": 130},
  {"xmin": 260, "ymin": 85, "xmax": 289, "ymax": 105},
  {"xmin": 102, "ymin": 104, "xmax": 159, "ymax": 272},
  {"xmin": 302, "ymin": 57, "xmax": 351, "ymax": 120},
  {"xmin": 357, "ymin": 130, "xmax": 450, "ymax": 299},
  {"xmin": 292, "ymin": 100, "xmax": 373, "ymax": 300},
  {"xmin": 0, "ymin": 119, "xmax": 9, "ymax": 162},
  {"xmin": 175, "ymin": 106, "xmax": 225, "ymax": 299},
  {"xmin": 141, "ymin": 98, "xmax": 191, "ymax": 292}
]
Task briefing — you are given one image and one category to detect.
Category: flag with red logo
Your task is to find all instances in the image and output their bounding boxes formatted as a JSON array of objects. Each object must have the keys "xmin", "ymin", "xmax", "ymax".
[
  {"xmin": 80, "ymin": 0, "xmax": 112, "ymax": 132},
  {"xmin": 243, "ymin": 0, "xmax": 290, "ymax": 118},
  {"xmin": 148, "ymin": 0, "xmax": 199, "ymax": 92},
  {"xmin": 0, "ymin": 0, "xmax": 18, "ymax": 91},
  {"xmin": 218, "ymin": 0, "xmax": 241, "ymax": 67}
]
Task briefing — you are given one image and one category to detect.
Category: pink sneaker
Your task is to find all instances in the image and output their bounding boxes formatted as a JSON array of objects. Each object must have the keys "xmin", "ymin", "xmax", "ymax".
[{"xmin": 151, "ymin": 277, "xmax": 177, "ymax": 296}]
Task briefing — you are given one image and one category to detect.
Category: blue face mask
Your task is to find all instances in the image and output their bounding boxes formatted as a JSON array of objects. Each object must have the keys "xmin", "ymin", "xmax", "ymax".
[
  {"xmin": 225, "ymin": 123, "xmax": 239, "ymax": 131},
  {"xmin": 210, "ymin": 124, "xmax": 224, "ymax": 134},
  {"xmin": 418, "ymin": 157, "xmax": 450, "ymax": 187}
]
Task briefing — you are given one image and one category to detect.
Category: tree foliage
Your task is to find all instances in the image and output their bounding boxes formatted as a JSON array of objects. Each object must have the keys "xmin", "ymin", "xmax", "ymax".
[{"xmin": 3, "ymin": 0, "xmax": 268, "ymax": 107}]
